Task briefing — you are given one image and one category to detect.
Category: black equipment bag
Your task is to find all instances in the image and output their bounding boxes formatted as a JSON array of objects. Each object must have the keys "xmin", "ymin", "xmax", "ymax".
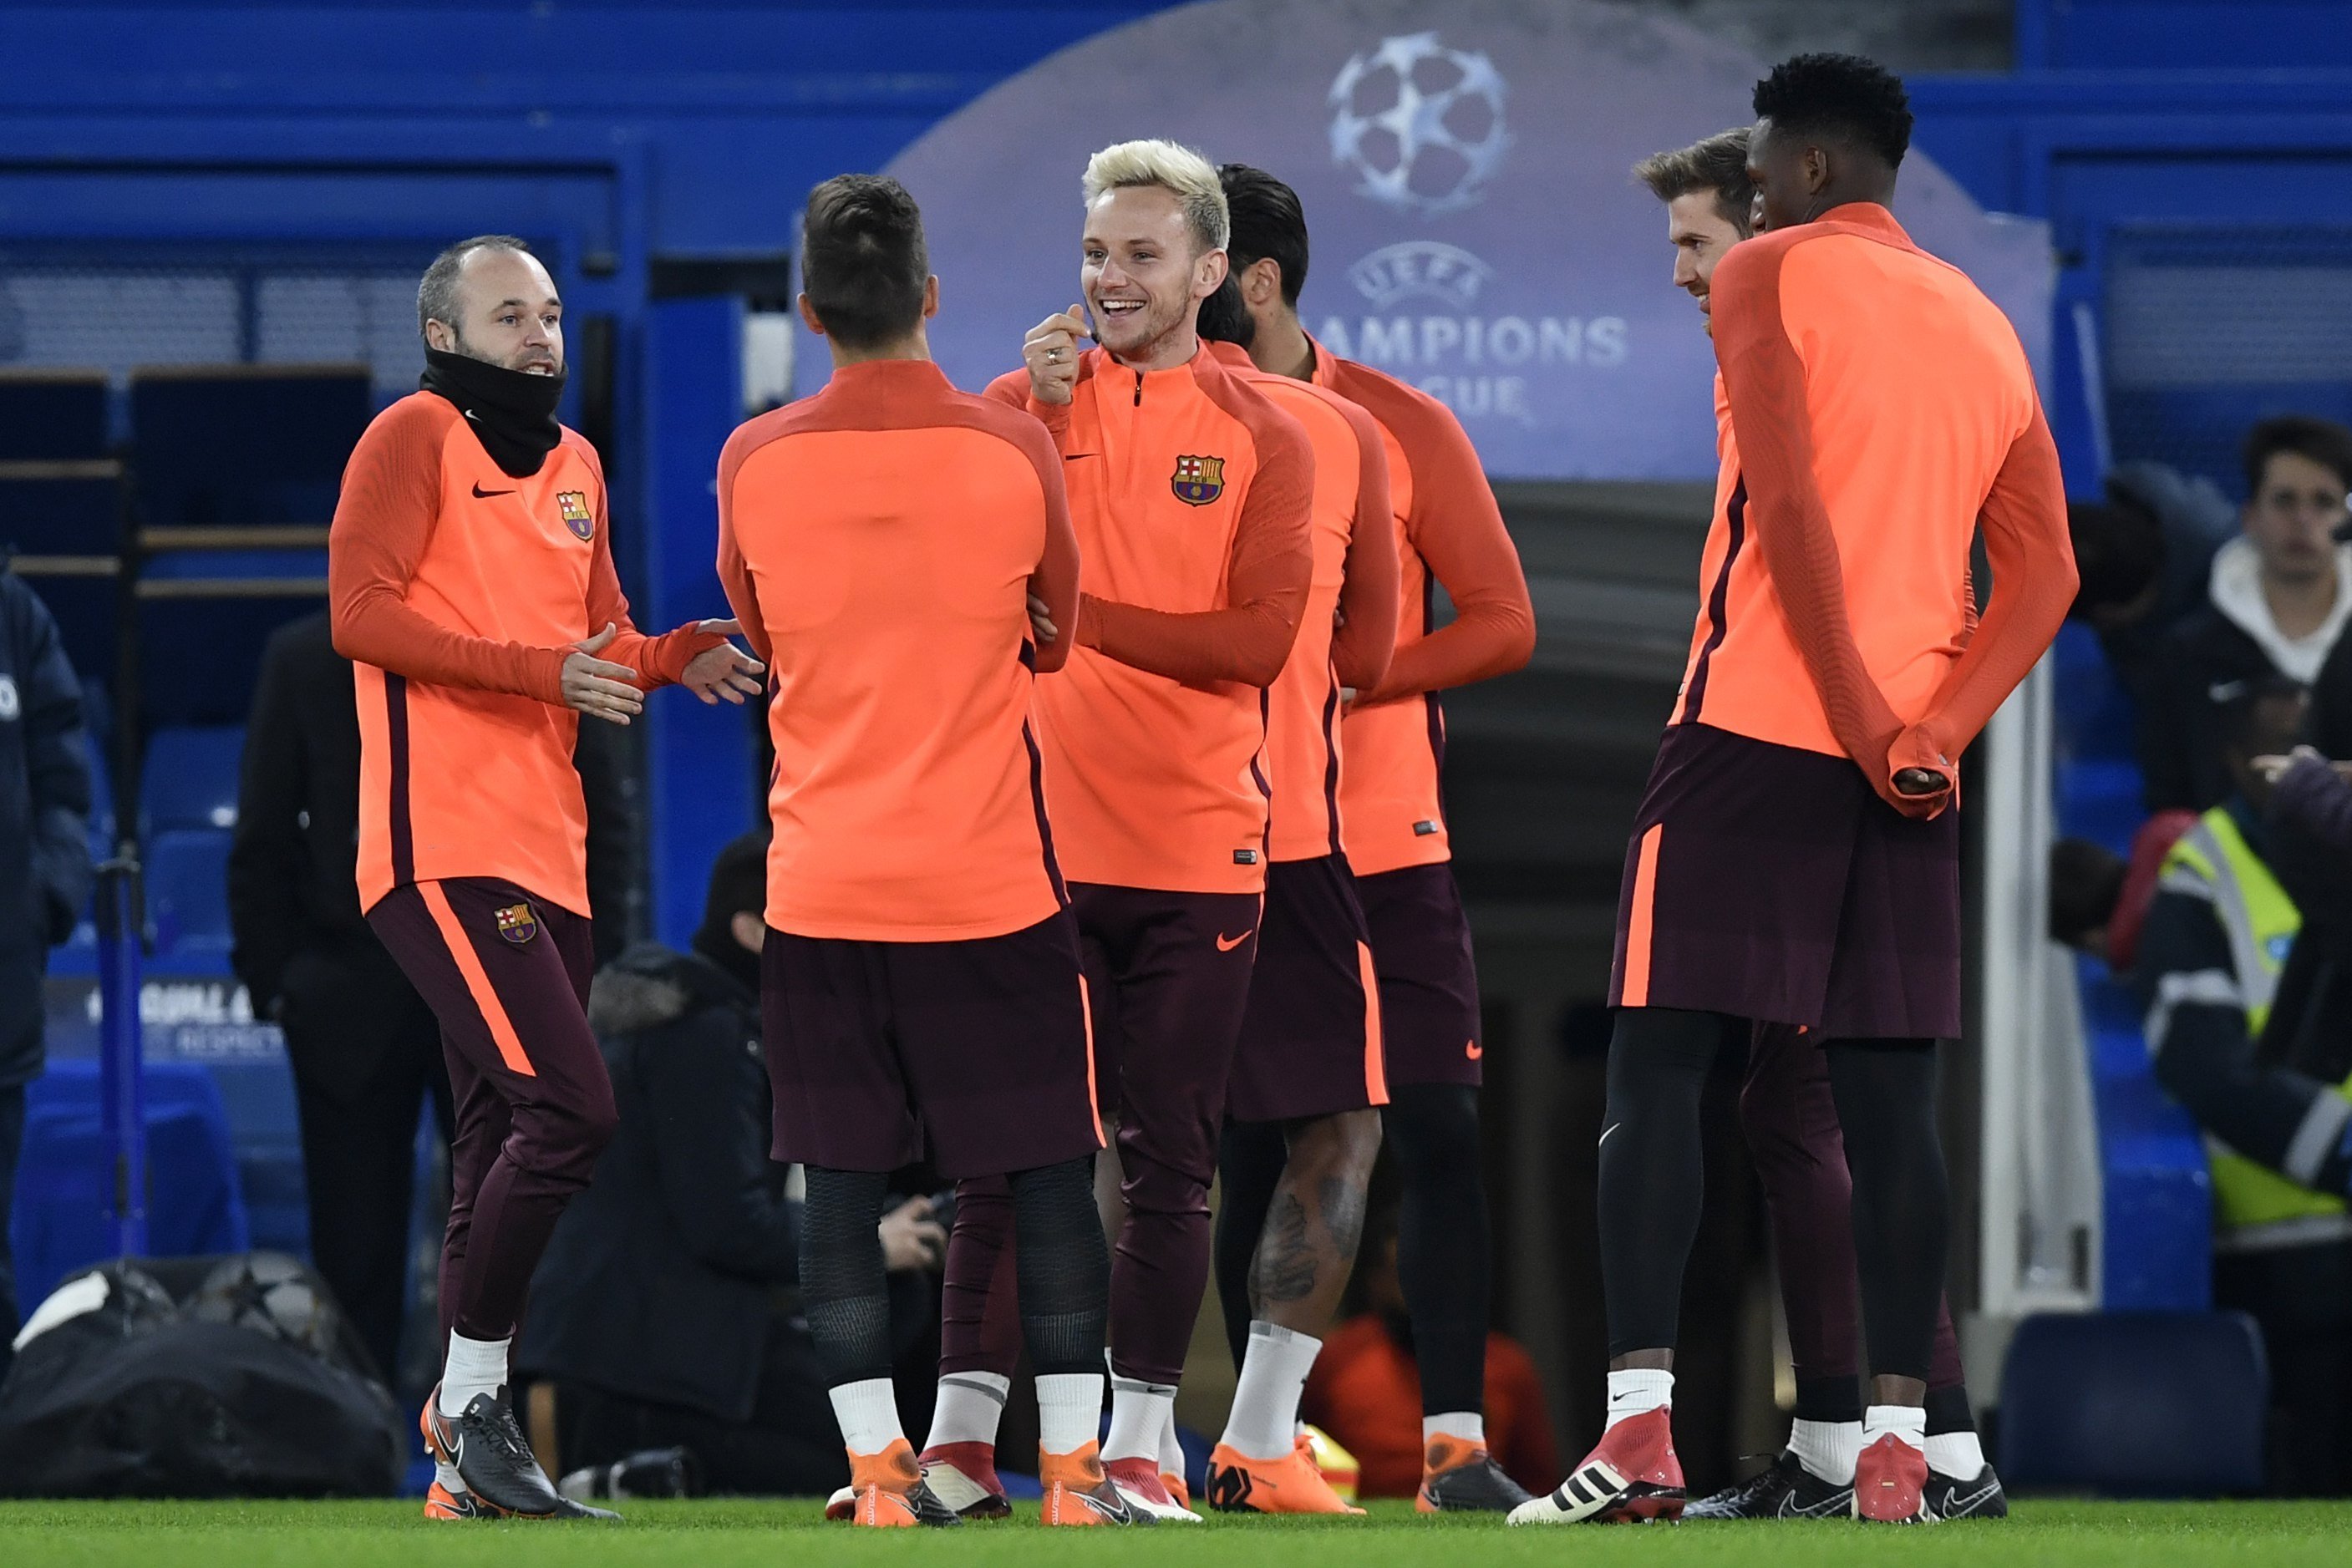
[{"xmin": 0, "ymin": 1254, "xmax": 404, "ymax": 1496}]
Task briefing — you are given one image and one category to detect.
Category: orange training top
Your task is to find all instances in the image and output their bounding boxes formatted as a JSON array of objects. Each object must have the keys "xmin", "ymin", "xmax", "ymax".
[
  {"xmin": 716, "ymin": 358, "xmax": 1080, "ymax": 941},
  {"xmin": 1206, "ymin": 342, "xmax": 1398, "ymax": 863},
  {"xmin": 330, "ymin": 391, "xmax": 719, "ymax": 916},
  {"xmin": 1683, "ymin": 203, "xmax": 2074, "ymax": 814},
  {"xmin": 1310, "ymin": 343, "xmax": 1536, "ymax": 875},
  {"xmin": 984, "ymin": 346, "xmax": 1313, "ymax": 894}
]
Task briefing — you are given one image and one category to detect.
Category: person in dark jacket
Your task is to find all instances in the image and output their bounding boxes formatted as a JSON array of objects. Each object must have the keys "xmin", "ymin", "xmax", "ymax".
[
  {"xmin": 2141, "ymin": 417, "xmax": 2352, "ymax": 812},
  {"xmin": 227, "ymin": 609, "xmax": 638, "ymax": 1393},
  {"xmin": 0, "ymin": 569, "xmax": 93, "ymax": 1378},
  {"xmin": 519, "ymin": 833, "xmax": 945, "ymax": 1495}
]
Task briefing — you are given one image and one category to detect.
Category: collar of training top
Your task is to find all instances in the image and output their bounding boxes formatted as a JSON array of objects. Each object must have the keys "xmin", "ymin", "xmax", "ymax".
[{"xmin": 420, "ymin": 348, "xmax": 568, "ymax": 479}]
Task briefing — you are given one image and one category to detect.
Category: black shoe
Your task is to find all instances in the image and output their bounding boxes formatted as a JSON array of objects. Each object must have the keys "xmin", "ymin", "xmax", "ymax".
[
  {"xmin": 1684, "ymin": 1452, "xmax": 1854, "ymax": 1520},
  {"xmin": 1417, "ymin": 1446, "xmax": 1535, "ymax": 1512},
  {"xmin": 907, "ymin": 1476, "xmax": 965, "ymax": 1527},
  {"xmin": 421, "ymin": 1385, "xmax": 566, "ymax": 1519},
  {"xmin": 1924, "ymin": 1464, "xmax": 2007, "ymax": 1520},
  {"xmin": 551, "ymin": 1496, "xmax": 623, "ymax": 1521}
]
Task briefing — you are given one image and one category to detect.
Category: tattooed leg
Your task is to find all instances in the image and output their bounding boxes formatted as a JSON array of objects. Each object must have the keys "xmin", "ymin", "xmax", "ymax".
[{"xmin": 1247, "ymin": 1109, "xmax": 1383, "ymax": 1335}]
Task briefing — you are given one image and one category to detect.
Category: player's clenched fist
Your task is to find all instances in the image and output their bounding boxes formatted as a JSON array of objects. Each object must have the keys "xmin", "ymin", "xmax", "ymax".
[{"xmin": 1023, "ymin": 305, "xmax": 1089, "ymax": 405}]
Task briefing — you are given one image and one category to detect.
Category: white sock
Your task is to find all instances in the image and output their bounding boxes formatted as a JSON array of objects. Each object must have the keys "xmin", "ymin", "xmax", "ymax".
[
  {"xmin": 1788, "ymin": 1418, "xmax": 1862, "ymax": 1484},
  {"xmin": 1925, "ymin": 1428, "xmax": 1985, "ymax": 1478},
  {"xmin": 434, "ymin": 1459, "xmax": 466, "ymax": 1495},
  {"xmin": 1037, "ymin": 1372, "xmax": 1105, "ymax": 1458},
  {"xmin": 1604, "ymin": 1368, "xmax": 1674, "ymax": 1431},
  {"xmin": 439, "ymin": 1332, "xmax": 510, "ymax": 1417},
  {"xmin": 1157, "ymin": 1401, "xmax": 1186, "ymax": 1476},
  {"xmin": 1105, "ymin": 1376, "xmax": 1177, "ymax": 1464},
  {"xmin": 830, "ymin": 1377, "xmax": 905, "ymax": 1456},
  {"xmin": 927, "ymin": 1373, "xmax": 1010, "ymax": 1449},
  {"xmin": 1219, "ymin": 1322, "xmax": 1322, "ymax": 1461},
  {"xmin": 1425, "ymin": 1411, "xmax": 1486, "ymax": 1447},
  {"xmin": 1862, "ymin": 1403, "xmax": 1928, "ymax": 1452}
]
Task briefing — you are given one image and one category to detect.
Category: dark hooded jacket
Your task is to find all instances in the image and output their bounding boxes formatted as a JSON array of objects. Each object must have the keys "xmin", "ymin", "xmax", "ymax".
[
  {"xmin": 516, "ymin": 941, "xmax": 798, "ymax": 1423},
  {"xmin": 0, "ymin": 571, "xmax": 92, "ymax": 1088}
]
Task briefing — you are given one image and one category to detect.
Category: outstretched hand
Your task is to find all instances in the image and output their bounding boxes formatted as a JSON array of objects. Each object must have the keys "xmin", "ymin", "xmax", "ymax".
[
  {"xmin": 562, "ymin": 623, "xmax": 644, "ymax": 725},
  {"xmin": 681, "ymin": 617, "xmax": 767, "ymax": 705}
]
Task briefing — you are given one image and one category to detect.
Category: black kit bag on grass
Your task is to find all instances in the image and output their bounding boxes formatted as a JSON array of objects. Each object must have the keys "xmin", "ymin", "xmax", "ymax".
[{"xmin": 0, "ymin": 1254, "xmax": 404, "ymax": 1496}]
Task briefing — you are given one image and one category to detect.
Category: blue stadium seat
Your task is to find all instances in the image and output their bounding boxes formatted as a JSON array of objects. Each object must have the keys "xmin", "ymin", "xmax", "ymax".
[
  {"xmin": 130, "ymin": 366, "xmax": 371, "ymax": 530},
  {"xmin": 1999, "ymin": 1311, "xmax": 2268, "ymax": 1496},
  {"xmin": 2052, "ymin": 620, "xmax": 2141, "ymax": 770},
  {"xmin": 140, "ymin": 723, "xmax": 245, "ymax": 833},
  {"xmin": 0, "ymin": 472, "xmax": 124, "ymax": 559},
  {"xmin": 136, "ymin": 555, "xmax": 324, "ymax": 728},
  {"xmin": 206, "ymin": 1060, "xmax": 309, "ymax": 1261},
  {"xmin": 145, "ymin": 826, "xmax": 234, "ymax": 972},
  {"xmin": 0, "ymin": 371, "xmax": 109, "ymax": 461},
  {"xmin": 2050, "ymin": 615, "xmax": 2214, "ymax": 1308},
  {"xmin": 7, "ymin": 1058, "xmax": 251, "ymax": 1324}
]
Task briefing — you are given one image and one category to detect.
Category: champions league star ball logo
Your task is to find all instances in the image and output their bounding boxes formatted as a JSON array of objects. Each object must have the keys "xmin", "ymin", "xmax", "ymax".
[{"xmin": 1328, "ymin": 32, "xmax": 1512, "ymax": 217}]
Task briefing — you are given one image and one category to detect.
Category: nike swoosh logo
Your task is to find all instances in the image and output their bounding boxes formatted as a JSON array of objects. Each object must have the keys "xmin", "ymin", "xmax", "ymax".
[
  {"xmin": 1598, "ymin": 1123, "xmax": 1619, "ymax": 1148},
  {"xmin": 471, "ymin": 482, "xmax": 514, "ymax": 498},
  {"xmin": 1939, "ymin": 1479, "xmax": 1999, "ymax": 1516},
  {"xmin": 1063, "ymin": 453, "xmax": 1099, "ymax": 462},
  {"xmin": 1779, "ymin": 1486, "xmax": 1855, "ymax": 1518},
  {"xmin": 1216, "ymin": 930, "xmax": 1252, "ymax": 952},
  {"xmin": 1465, "ymin": 1038, "xmax": 1483, "ymax": 1060}
]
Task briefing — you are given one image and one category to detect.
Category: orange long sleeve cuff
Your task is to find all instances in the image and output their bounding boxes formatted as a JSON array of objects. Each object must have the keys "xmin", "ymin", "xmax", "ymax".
[
  {"xmin": 1356, "ymin": 385, "xmax": 1532, "ymax": 704},
  {"xmin": 1330, "ymin": 396, "xmax": 1400, "ymax": 695},
  {"xmin": 1894, "ymin": 406, "xmax": 2076, "ymax": 779}
]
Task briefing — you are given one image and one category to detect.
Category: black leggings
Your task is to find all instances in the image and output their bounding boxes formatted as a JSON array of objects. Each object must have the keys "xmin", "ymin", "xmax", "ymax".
[
  {"xmin": 1598, "ymin": 1009, "xmax": 1946, "ymax": 1383},
  {"xmin": 803, "ymin": 1158, "xmax": 1107, "ymax": 1389},
  {"xmin": 1384, "ymin": 1083, "xmax": 1491, "ymax": 1415}
]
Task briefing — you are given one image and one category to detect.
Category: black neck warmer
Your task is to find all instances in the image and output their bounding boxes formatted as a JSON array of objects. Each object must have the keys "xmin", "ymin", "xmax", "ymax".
[{"xmin": 420, "ymin": 348, "xmax": 567, "ymax": 478}]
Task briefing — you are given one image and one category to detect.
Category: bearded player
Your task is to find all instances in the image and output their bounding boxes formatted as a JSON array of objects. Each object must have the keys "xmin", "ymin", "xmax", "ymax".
[
  {"xmin": 917, "ymin": 140, "xmax": 1315, "ymax": 1523},
  {"xmin": 1631, "ymin": 129, "xmax": 2004, "ymax": 1520},
  {"xmin": 1216, "ymin": 163, "xmax": 1537, "ymax": 1512},
  {"xmin": 329, "ymin": 235, "xmax": 762, "ymax": 1520},
  {"xmin": 1193, "ymin": 275, "xmax": 1398, "ymax": 1516},
  {"xmin": 1510, "ymin": 55, "xmax": 2071, "ymax": 1527}
]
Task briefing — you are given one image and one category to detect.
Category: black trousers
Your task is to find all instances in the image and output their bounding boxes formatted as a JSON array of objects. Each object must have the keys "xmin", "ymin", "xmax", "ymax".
[
  {"xmin": 0, "ymin": 1081, "xmax": 23, "ymax": 1386},
  {"xmin": 556, "ymin": 1320, "xmax": 851, "ymax": 1498},
  {"xmin": 2216, "ymin": 1239, "xmax": 2352, "ymax": 1497},
  {"xmin": 279, "ymin": 946, "xmax": 451, "ymax": 1391}
]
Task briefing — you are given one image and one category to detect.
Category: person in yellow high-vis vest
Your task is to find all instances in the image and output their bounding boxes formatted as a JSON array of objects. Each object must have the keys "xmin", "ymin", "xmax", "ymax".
[{"xmin": 2136, "ymin": 677, "xmax": 2352, "ymax": 1494}]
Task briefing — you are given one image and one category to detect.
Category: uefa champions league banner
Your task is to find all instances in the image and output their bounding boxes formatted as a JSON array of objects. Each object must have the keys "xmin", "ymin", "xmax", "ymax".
[{"xmin": 832, "ymin": 0, "xmax": 2054, "ymax": 481}]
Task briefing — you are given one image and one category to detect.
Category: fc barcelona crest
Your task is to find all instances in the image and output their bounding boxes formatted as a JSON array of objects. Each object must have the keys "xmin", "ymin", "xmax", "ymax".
[
  {"xmin": 495, "ymin": 901, "xmax": 539, "ymax": 946},
  {"xmin": 557, "ymin": 490, "xmax": 594, "ymax": 540},
  {"xmin": 1171, "ymin": 454, "xmax": 1226, "ymax": 506}
]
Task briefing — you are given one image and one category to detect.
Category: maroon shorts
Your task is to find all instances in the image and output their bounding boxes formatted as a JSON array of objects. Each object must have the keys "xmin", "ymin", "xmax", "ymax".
[
  {"xmin": 1228, "ymin": 855, "xmax": 1388, "ymax": 1123},
  {"xmin": 1354, "ymin": 860, "xmax": 1484, "ymax": 1088},
  {"xmin": 1608, "ymin": 721, "xmax": 1961, "ymax": 1039},
  {"xmin": 1070, "ymin": 881, "xmax": 1260, "ymax": 1188},
  {"xmin": 761, "ymin": 911, "xmax": 1103, "ymax": 1179},
  {"xmin": 365, "ymin": 876, "xmax": 608, "ymax": 1342}
]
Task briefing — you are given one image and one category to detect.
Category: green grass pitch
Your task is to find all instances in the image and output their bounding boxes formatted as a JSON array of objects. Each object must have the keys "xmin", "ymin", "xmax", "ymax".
[{"xmin": 4, "ymin": 1498, "xmax": 2350, "ymax": 1566}]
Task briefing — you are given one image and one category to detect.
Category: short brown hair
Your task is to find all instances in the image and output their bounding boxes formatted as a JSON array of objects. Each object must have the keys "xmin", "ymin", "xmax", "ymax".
[
  {"xmin": 1633, "ymin": 129, "xmax": 1755, "ymax": 234},
  {"xmin": 2243, "ymin": 414, "xmax": 2352, "ymax": 497},
  {"xmin": 800, "ymin": 175, "xmax": 928, "ymax": 350}
]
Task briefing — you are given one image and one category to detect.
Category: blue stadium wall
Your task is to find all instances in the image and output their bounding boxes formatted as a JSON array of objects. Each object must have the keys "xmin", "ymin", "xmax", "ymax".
[{"xmin": 5, "ymin": 0, "xmax": 2351, "ymax": 944}]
